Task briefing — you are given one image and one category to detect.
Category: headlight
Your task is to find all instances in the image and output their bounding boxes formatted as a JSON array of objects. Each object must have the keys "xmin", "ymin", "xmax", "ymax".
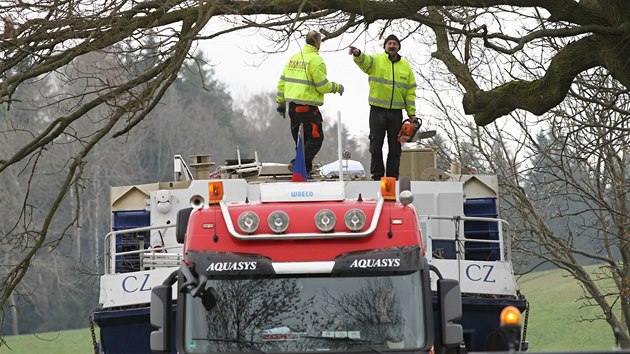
[
  {"xmin": 237, "ymin": 211, "xmax": 260, "ymax": 234},
  {"xmin": 315, "ymin": 209, "xmax": 336, "ymax": 232},
  {"xmin": 190, "ymin": 195, "xmax": 205, "ymax": 210},
  {"xmin": 268, "ymin": 210, "xmax": 289, "ymax": 234},
  {"xmin": 344, "ymin": 208, "xmax": 366, "ymax": 232},
  {"xmin": 399, "ymin": 190, "xmax": 414, "ymax": 206}
]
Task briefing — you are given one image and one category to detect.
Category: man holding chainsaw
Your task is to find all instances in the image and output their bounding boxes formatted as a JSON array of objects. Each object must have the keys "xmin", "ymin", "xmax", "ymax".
[
  {"xmin": 349, "ymin": 34, "xmax": 417, "ymax": 180},
  {"xmin": 276, "ymin": 30, "xmax": 344, "ymax": 174}
]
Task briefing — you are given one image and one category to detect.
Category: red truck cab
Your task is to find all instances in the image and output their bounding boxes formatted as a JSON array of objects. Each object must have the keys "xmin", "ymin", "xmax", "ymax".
[{"xmin": 151, "ymin": 178, "xmax": 463, "ymax": 354}]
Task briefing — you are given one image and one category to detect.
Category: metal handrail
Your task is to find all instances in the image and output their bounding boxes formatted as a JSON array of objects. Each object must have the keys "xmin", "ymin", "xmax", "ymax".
[
  {"xmin": 103, "ymin": 224, "xmax": 177, "ymax": 274},
  {"xmin": 422, "ymin": 215, "xmax": 511, "ymax": 262},
  {"xmin": 220, "ymin": 197, "xmax": 385, "ymax": 240}
]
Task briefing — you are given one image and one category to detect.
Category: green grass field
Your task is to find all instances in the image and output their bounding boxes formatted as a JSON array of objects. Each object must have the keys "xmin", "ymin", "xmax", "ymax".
[
  {"xmin": 518, "ymin": 266, "xmax": 618, "ymax": 351},
  {"xmin": 0, "ymin": 327, "xmax": 98, "ymax": 354},
  {"xmin": 0, "ymin": 266, "xmax": 622, "ymax": 353}
]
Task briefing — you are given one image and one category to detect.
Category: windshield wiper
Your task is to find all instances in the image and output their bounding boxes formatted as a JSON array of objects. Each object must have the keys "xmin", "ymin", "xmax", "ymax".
[
  {"xmin": 193, "ymin": 337, "xmax": 267, "ymax": 353},
  {"xmin": 302, "ymin": 335, "xmax": 385, "ymax": 354}
]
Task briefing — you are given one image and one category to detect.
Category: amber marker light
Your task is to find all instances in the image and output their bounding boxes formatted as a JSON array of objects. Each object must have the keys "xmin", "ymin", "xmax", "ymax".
[
  {"xmin": 208, "ymin": 181, "xmax": 224, "ymax": 205},
  {"xmin": 500, "ymin": 306, "xmax": 522, "ymax": 327},
  {"xmin": 500, "ymin": 305, "xmax": 523, "ymax": 352},
  {"xmin": 380, "ymin": 177, "xmax": 396, "ymax": 201}
]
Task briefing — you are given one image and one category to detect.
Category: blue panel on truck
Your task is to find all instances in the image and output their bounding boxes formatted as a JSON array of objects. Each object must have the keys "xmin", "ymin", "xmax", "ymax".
[
  {"xmin": 432, "ymin": 295, "xmax": 527, "ymax": 352},
  {"xmin": 115, "ymin": 233, "xmax": 146, "ymax": 252},
  {"xmin": 112, "ymin": 210, "xmax": 151, "ymax": 273},
  {"xmin": 464, "ymin": 242, "xmax": 501, "ymax": 261},
  {"xmin": 464, "ymin": 220, "xmax": 499, "ymax": 238},
  {"xmin": 463, "ymin": 198, "xmax": 497, "ymax": 217},
  {"xmin": 112, "ymin": 210, "xmax": 150, "ymax": 228},
  {"xmin": 432, "ymin": 240, "xmax": 457, "ymax": 259},
  {"xmin": 463, "ymin": 198, "xmax": 500, "ymax": 261},
  {"xmin": 93, "ymin": 306, "xmax": 176, "ymax": 354}
]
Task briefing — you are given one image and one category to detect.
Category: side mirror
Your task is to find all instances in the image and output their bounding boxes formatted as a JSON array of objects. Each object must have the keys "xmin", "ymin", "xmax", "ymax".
[
  {"xmin": 438, "ymin": 278, "xmax": 463, "ymax": 347},
  {"xmin": 150, "ymin": 284, "xmax": 172, "ymax": 353},
  {"xmin": 176, "ymin": 207, "xmax": 193, "ymax": 243}
]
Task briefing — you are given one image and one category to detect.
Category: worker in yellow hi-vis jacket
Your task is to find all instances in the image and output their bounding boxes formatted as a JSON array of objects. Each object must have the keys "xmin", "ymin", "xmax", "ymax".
[
  {"xmin": 276, "ymin": 30, "xmax": 344, "ymax": 174},
  {"xmin": 349, "ymin": 34, "xmax": 417, "ymax": 181}
]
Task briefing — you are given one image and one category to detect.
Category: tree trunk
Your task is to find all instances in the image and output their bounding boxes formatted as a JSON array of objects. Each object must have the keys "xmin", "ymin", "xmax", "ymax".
[{"xmin": 8, "ymin": 292, "xmax": 18, "ymax": 335}]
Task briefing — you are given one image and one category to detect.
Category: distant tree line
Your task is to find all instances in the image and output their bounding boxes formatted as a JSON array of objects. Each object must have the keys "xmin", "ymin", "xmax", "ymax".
[
  {"xmin": 3, "ymin": 0, "xmax": 630, "ymax": 348},
  {"xmin": 0, "ymin": 48, "xmax": 367, "ymax": 336}
]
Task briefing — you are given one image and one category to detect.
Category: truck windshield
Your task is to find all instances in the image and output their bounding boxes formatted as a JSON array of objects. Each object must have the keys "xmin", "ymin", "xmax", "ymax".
[{"xmin": 182, "ymin": 272, "xmax": 426, "ymax": 353}]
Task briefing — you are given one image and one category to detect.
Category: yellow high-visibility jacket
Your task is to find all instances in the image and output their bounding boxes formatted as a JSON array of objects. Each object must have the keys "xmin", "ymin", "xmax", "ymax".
[
  {"xmin": 353, "ymin": 52, "xmax": 416, "ymax": 116},
  {"xmin": 276, "ymin": 44, "xmax": 341, "ymax": 106}
]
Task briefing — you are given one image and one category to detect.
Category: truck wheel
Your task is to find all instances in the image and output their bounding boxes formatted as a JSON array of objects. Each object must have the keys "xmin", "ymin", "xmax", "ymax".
[{"xmin": 176, "ymin": 207, "xmax": 193, "ymax": 243}]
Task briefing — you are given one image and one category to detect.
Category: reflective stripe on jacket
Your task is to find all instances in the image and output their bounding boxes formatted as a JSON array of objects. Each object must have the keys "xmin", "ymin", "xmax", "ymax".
[
  {"xmin": 353, "ymin": 52, "xmax": 416, "ymax": 116},
  {"xmin": 276, "ymin": 44, "xmax": 340, "ymax": 106}
]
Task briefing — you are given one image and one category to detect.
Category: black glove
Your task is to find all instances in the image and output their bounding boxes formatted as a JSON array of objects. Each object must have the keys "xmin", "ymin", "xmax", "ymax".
[
  {"xmin": 337, "ymin": 84, "xmax": 344, "ymax": 96},
  {"xmin": 276, "ymin": 103, "xmax": 286, "ymax": 118}
]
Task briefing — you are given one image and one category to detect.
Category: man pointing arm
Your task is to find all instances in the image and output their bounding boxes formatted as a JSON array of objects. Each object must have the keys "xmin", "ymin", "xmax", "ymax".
[{"xmin": 349, "ymin": 35, "xmax": 417, "ymax": 180}]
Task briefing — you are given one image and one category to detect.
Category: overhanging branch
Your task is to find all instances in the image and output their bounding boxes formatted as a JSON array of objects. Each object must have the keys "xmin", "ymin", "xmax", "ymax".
[{"xmin": 462, "ymin": 36, "xmax": 603, "ymax": 125}]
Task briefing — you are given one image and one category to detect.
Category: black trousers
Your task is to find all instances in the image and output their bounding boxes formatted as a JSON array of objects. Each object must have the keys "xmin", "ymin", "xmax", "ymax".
[
  {"xmin": 289, "ymin": 102, "xmax": 323, "ymax": 173},
  {"xmin": 369, "ymin": 106, "xmax": 403, "ymax": 180}
]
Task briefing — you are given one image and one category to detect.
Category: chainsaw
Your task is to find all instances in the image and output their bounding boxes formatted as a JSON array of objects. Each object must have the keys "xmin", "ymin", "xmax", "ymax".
[{"xmin": 397, "ymin": 118, "xmax": 421, "ymax": 143}]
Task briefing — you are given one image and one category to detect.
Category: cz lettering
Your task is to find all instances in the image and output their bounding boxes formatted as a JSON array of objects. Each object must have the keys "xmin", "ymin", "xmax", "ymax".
[
  {"xmin": 465, "ymin": 264, "xmax": 495, "ymax": 283},
  {"xmin": 122, "ymin": 274, "xmax": 152, "ymax": 293}
]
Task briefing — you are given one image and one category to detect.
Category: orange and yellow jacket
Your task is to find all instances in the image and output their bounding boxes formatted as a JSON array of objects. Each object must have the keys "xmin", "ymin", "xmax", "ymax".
[{"xmin": 276, "ymin": 44, "xmax": 341, "ymax": 106}]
